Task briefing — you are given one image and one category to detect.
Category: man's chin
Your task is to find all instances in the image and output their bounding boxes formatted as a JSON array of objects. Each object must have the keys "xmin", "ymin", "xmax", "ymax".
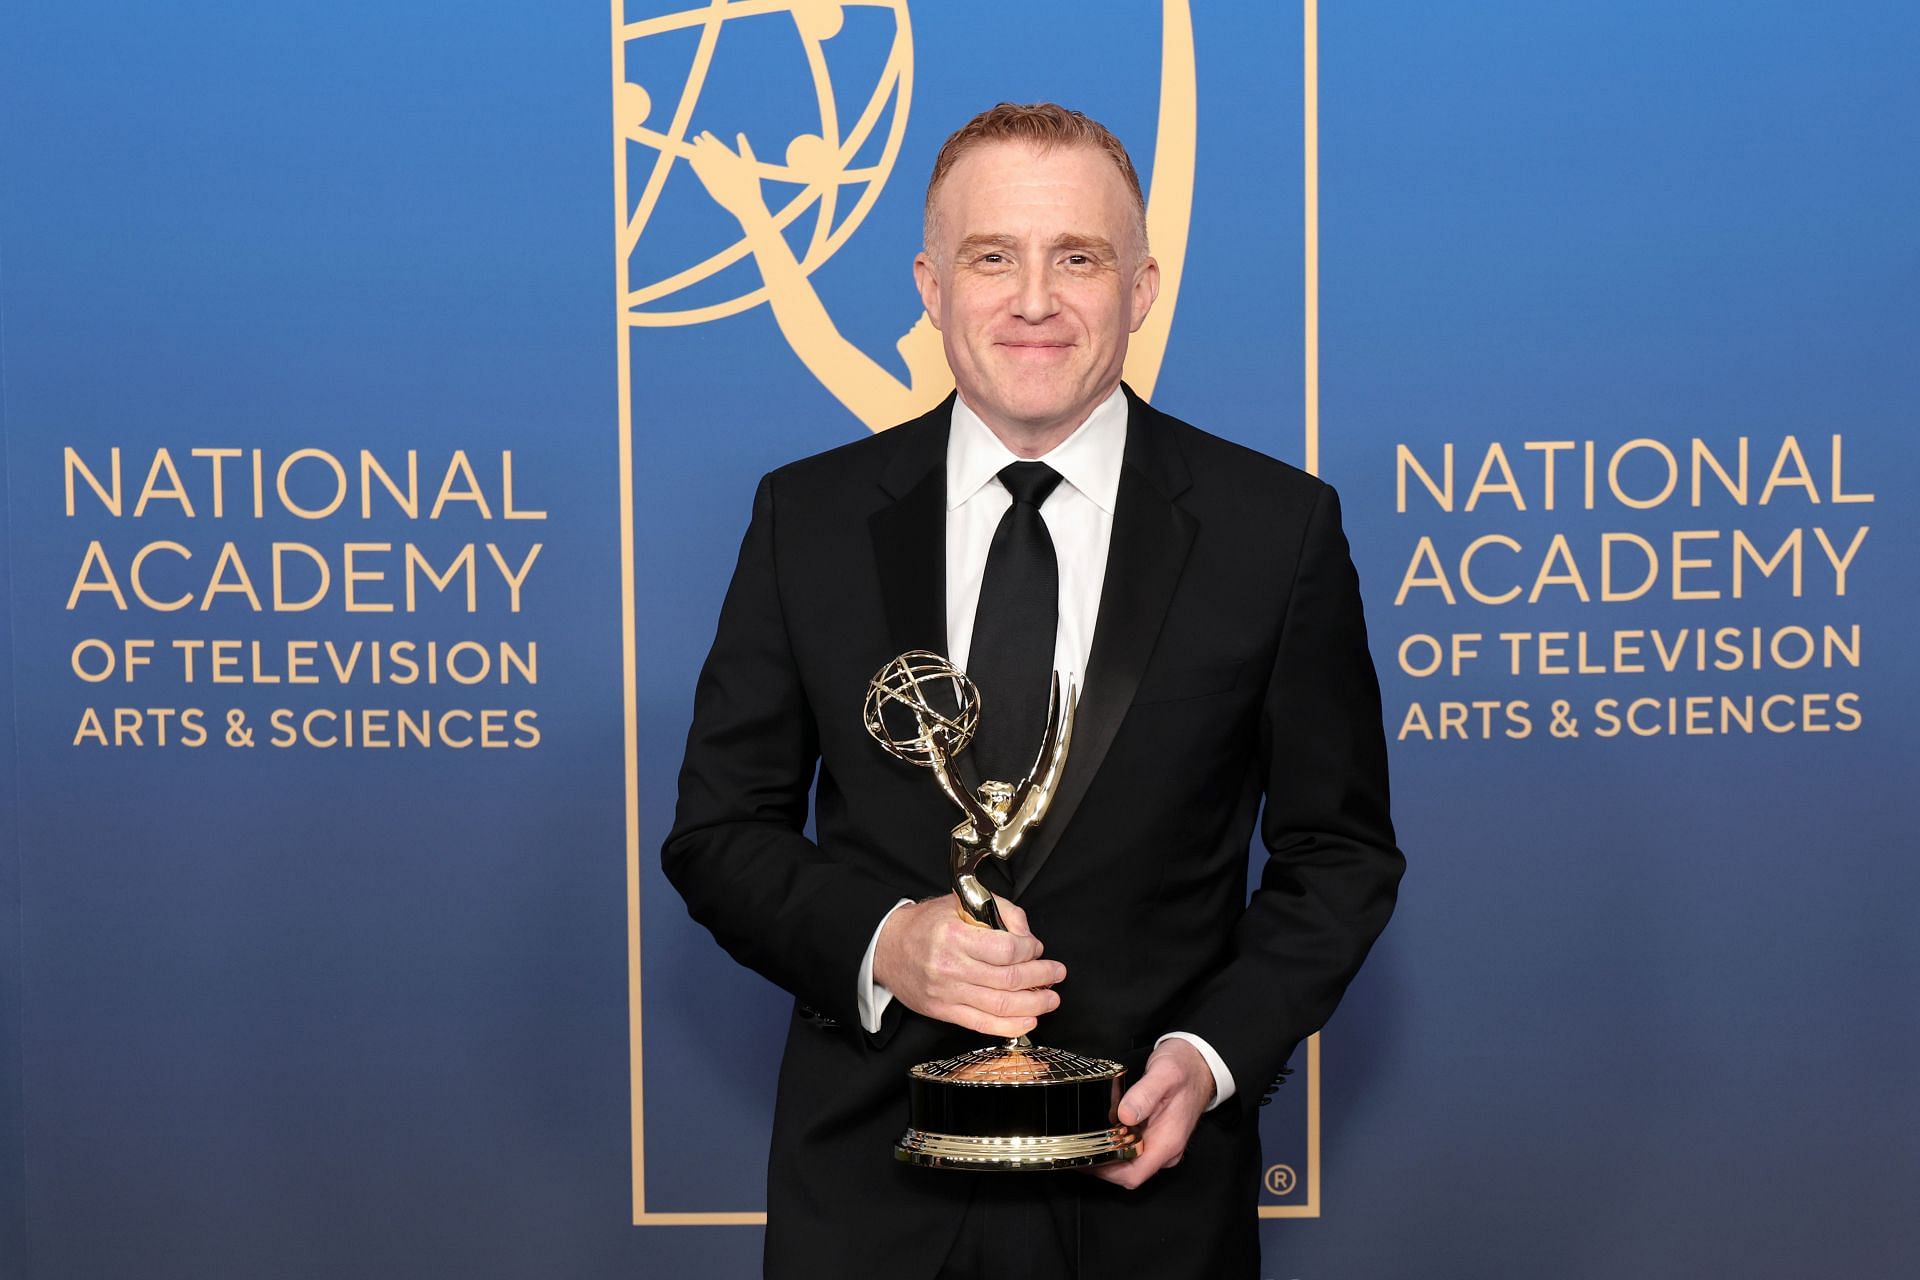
[{"xmin": 969, "ymin": 381, "xmax": 1106, "ymax": 437}]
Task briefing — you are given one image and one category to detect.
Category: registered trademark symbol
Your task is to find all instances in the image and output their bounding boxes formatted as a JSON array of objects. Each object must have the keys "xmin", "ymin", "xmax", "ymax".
[{"xmin": 1263, "ymin": 1163, "xmax": 1297, "ymax": 1195}]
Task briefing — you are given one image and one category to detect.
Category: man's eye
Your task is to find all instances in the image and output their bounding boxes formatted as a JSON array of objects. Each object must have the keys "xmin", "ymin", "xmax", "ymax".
[{"xmin": 979, "ymin": 253, "xmax": 1006, "ymax": 264}]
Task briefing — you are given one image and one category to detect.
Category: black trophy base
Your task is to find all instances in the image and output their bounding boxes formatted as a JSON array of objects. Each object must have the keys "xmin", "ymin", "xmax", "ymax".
[{"xmin": 897, "ymin": 1040, "xmax": 1140, "ymax": 1171}]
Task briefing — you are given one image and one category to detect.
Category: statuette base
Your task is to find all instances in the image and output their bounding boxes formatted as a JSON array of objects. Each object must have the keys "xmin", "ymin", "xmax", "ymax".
[{"xmin": 896, "ymin": 1041, "xmax": 1140, "ymax": 1171}]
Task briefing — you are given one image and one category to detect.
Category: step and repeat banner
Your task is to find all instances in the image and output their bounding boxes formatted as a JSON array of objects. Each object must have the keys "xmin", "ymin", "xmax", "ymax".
[{"xmin": 2, "ymin": 2, "xmax": 1914, "ymax": 1277}]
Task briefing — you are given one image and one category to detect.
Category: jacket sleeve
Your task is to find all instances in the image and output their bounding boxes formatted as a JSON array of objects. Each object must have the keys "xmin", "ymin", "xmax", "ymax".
[
  {"xmin": 1169, "ymin": 481, "xmax": 1404, "ymax": 1117},
  {"xmin": 661, "ymin": 473, "xmax": 908, "ymax": 1025}
]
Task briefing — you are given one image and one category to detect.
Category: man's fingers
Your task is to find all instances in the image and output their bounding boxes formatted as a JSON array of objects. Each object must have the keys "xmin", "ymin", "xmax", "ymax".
[
  {"xmin": 1090, "ymin": 1048, "xmax": 1211, "ymax": 1189},
  {"xmin": 876, "ymin": 894, "xmax": 1065, "ymax": 1038},
  {"xmin": 1091, "ymin": 1087, "xmax": 1191, "ymax": 1189},
  {"xmin": 1087, "ymin": 1123, "xmax": 1180, "ymax": 1189},
  {"xmin": 946, "ymin": 982, "xmax": 1058, "ymax": 1023},
  {"xmin": 932, "ymin": 1001, "xmax": 1040, "ymax": 1039},
  {"xmin": 970, "ymin": 956, "xmax": 1066, "ymax": 992},
  {"xmin": 993, "ymin": 894, "xmax": 1033, "ymax": 936},
  {"xmin": 950, "ymin": 919, "xmax": 1044, "ymax": 966}
]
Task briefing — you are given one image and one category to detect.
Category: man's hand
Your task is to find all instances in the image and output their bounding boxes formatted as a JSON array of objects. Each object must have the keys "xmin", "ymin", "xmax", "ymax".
[
  {"xmin": 872, "ymin": 894, "xmax": 1066, "ymax": 1038},
  {"xmin": 1088, "ymin": 1038, "xmax": 1215, "ymax": 1190}
]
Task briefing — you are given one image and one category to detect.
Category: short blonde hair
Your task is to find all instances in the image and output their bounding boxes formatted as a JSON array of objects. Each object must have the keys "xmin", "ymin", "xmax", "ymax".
[{"xmin": 923, "ymin": 102, "xmax": 1147, "ymax": 253}]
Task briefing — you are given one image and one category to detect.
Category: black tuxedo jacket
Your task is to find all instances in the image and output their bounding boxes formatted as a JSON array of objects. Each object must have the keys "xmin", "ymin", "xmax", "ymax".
[{"xmin": 665, "ymin": 387, "xmax": 1402, "ymax": 1279}]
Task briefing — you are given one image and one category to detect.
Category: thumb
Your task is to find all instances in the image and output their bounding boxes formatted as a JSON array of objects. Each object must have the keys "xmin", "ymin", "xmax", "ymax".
[
  {"xmin": 993, "ymin": 893, "xmax": 1033, "ymax": 937},
  {"xmin": 734, "ymin": 131, "xmax": 756, "ymax": 163},
  {"xmin": 1118, "ymin": 1066, "xmax": 1171, "ymax": 1129}
]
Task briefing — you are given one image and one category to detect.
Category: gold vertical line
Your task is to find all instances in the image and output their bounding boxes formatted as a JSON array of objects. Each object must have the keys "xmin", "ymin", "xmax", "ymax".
[
  {"xmin": 1258, "ymin": 1032, "xmax": 1323, "ymax": 1219},
  {"xmin": 613, "ymin": 0, "xmax": 648, "ymax": 1226},
  {"xmin": 1303, "ymin": 0, "xmax": 1320, "ymax": 477},
  {"xmin": 1261, "ymin": 6, "xmax": 1326, "ymax": 1221},
  {"xmin": 609, "ymin": 1, "xmax": 788, "ymax": 1231},
  {"xmin": 1303, "ymin": 0, "xmax": 1324, "ymax": 1214},
  {"xmin": 1305, "ymin": 1032, "xmax": 1322, "ymax": 1212}
]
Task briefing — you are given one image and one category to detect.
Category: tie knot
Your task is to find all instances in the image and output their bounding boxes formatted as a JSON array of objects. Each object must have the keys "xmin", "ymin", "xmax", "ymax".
[{"xmin": 998, "ymin": 461, "xmax": 1063, "ymax": 508}]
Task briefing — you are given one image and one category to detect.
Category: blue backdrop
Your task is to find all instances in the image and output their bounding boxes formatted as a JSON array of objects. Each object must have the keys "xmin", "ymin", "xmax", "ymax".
[{"xmin": 2, "ymin": 2, "xmax": 1915, "ymax": 1276}]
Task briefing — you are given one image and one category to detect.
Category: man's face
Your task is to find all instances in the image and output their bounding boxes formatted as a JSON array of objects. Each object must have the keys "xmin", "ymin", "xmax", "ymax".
[{"xmin": 915, "ymin": 141, "xmax": 1159, "ymax": 446}]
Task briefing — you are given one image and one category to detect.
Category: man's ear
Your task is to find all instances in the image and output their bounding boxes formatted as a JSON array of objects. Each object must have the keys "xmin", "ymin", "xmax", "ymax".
[
  {"xmin": 913, "ymin": 252, "xmax": 943, "ymax": 330},
  {"xmin": 1129, "ymin": 256, "xmax": 1161, "ymax": 333}
]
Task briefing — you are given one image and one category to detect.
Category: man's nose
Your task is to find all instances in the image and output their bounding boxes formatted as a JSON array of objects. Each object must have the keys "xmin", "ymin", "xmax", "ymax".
[{"xmin": 1010, "ymin": 259, "xmax": 1060, "ymax": 323}]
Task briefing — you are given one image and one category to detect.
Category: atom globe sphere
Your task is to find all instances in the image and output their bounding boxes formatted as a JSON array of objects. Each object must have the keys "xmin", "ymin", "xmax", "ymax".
[{"xmin": 863, "ymin": 650, "xmax": 979, "ymax": 768}]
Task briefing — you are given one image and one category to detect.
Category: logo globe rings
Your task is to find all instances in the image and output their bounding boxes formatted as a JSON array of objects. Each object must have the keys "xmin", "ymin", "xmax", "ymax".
[{"xmin": 616, "ymin": 0, "xmax": 913, "ymax": 327}]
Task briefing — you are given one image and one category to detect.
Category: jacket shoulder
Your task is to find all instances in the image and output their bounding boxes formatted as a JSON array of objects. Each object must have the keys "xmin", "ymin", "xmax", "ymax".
[{"xmin": 1146, "ymin": 403, "xmax": 1329, "ymax": 505}]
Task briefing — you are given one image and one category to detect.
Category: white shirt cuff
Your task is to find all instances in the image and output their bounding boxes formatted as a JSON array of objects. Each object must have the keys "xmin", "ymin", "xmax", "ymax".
[
  {"xmin": 856, "ymin": 899, "xmax": 914, "ymax": 1033},
  {"xmin": 1155, "ymin": 1031, "xmax": 1235, "ymax": 1110}
]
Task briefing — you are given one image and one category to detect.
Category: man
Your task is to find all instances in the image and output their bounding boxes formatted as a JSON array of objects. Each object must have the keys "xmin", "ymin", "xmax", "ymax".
[{"xmin": 665, "ymin": 103, "xmax": 1402, "ymax": 1279}]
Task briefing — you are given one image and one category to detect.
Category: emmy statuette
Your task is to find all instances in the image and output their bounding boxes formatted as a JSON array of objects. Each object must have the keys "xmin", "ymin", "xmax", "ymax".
[{"xmin": 863, "ymin": 651, "xmax": 1140, "ymax": 1171}]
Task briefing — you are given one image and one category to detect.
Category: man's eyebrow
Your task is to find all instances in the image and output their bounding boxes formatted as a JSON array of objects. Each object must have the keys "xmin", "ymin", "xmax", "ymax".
[
  {"xmin": 954, "ymin": 234, "xmax": 1018, "ymax": 255},
  {"xmin": 1049, "ymin": 234, "xmax": 1117, "ymax": 257}
]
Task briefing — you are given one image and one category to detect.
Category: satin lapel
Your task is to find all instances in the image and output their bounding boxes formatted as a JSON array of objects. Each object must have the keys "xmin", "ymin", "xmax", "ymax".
[
  {"xmin": 1014, "ymin": 392, "xmax": 1196, "ymax": 896},
  {"xmin": 868, "ymin": 398, "xmax": 953, "ymax": 659}
]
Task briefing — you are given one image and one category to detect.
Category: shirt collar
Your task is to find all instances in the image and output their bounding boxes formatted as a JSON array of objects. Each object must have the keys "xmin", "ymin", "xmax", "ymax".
[{"xmin": 946, "ymin": 385, "xmax": 1128, "ymax": 514}]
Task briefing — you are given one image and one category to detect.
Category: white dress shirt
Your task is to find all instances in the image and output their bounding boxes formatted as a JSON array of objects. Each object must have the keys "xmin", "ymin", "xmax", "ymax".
[{"xmin": 854, "ymin": 386, "xmax": 1234, "ymax": 1108}]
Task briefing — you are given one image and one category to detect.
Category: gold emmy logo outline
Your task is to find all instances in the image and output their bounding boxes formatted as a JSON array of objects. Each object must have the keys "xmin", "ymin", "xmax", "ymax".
[
  {"xmin": 615, "ymin": 0, "xmax": 1194, "ymax": 430},
  {"xmin": 613, "ymin": 0, "xmax": 1324, "ymax": 1227}
]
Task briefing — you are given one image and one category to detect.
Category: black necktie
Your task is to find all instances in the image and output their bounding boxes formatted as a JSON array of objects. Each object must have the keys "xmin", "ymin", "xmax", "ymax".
[{"xmin": 966, "ymin": 461, "xmax": 1064, "ymax": 784}]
